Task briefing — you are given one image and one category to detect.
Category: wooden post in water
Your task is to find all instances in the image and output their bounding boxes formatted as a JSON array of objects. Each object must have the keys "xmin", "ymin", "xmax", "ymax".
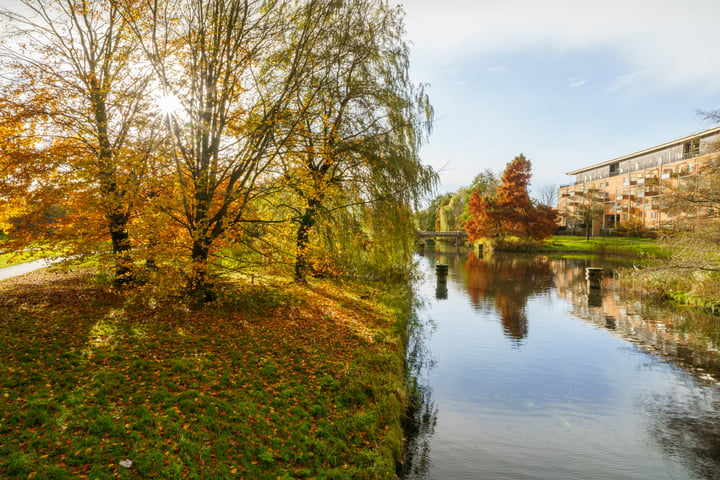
[
  {"xmin": 477, "ymin": 243, "xmax": 484, "ymax": 258},
  {"xmin": 435, "ymin": 264, "xmax": 448, "ymax": 300},
  {"xmin": 585, "ymin": 267, "xmax": 603, "ymax": 289},
  {"xmin": 586, "ymin": 267, "xmax": 603, "ymax": 307}
]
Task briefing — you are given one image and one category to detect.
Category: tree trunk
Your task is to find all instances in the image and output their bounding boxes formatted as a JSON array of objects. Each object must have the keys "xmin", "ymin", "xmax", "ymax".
[
  {"xmin": 91, "ymin": 85, "xmax": 134, "ymax": 286},
  {"xmin": 107, "ymin": 210, "xmax": 133, "ymax": 285},
  {"xmin": 294, "ymin": 199, "xmax": 319, "ymax": 283},
  {"xmin": 190, "ymin": 238, "xmax": 214, "ymax": 303},
  {"xmin": 585, "ymin": 218, "xmax": 591, "ymax": 240}
]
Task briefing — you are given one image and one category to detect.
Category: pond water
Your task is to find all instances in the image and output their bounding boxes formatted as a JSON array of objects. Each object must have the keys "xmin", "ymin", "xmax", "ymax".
[{"xmin": 400, "ymin": 250, "xmax": 720, "ymax": 480}]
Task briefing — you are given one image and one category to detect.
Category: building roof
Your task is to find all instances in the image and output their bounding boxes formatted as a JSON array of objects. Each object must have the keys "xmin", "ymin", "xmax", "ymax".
[{"xmin": 566, "ymin": 125, "xmax": 720, "ymax": 176}]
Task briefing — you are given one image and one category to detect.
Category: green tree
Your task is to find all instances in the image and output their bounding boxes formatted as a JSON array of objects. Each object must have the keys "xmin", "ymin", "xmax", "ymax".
[
  {"xmin": 417, "ymin": 194, "xmax": 451, "ymax": 232},
  {"xmin": 277, "ymin": 0, "xmax": 436, "ymax": 282}
]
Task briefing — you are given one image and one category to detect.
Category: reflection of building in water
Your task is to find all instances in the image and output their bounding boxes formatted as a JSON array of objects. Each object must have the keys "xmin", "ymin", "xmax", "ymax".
[{"xmin": 553, "ymin": 259, "xmax": 720, "ymax": 381}]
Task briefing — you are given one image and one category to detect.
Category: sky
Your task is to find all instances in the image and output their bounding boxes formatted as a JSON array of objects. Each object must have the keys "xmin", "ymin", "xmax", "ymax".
[{"xmin": 399, "ymin": 0, "xmax": 720, "ymax": 199}]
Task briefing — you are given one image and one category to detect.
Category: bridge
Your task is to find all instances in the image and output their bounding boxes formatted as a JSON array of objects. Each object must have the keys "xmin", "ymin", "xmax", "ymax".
[
  {"xmin": 417, "ymin": 231, "xmax": 468, "ymax": 239},
  {"xmin": 417, "ymin": 231, "xmax": 469, "ymax": 249}
]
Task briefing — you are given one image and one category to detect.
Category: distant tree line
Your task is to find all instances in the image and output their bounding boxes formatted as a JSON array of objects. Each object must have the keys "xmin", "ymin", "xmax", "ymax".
[{"xmin": 418, "ymin": 155, "xmax": 557, "ymax": 244}]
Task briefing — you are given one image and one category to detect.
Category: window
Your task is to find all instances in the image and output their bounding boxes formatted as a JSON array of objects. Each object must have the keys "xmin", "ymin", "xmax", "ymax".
[{"xmin": 683, "ymin": 139, "xmax": 700, "ymax": 157}]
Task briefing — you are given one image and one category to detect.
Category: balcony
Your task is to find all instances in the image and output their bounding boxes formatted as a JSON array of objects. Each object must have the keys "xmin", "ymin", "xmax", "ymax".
[
  {"xmin": 623, "ymin": 178, "xmax": 637, "ymax": 187},
  {"xmin": 643, "ymin": 187, "xmax": 660, "ymax": 197}
]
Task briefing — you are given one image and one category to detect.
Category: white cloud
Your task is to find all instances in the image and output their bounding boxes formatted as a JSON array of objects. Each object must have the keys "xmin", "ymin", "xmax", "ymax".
[
  {"xmin": 604, "ymin": 72, "xmax": 642, "ymax": 95},
  {"xmin": 486, "ymin": 65, "xmax": 508, "ymax": 73},
  {"xmin": 402, "ymin": 0, "xmax": 720, "ymax": 91},
  {"xmin": 569, "ymin": 79, "xmax": 587, "ymax": 89}
]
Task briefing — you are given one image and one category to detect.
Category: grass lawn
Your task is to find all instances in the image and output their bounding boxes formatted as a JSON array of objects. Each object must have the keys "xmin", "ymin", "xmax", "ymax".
[
  {"xmin": 0, "ymin": 245, "xmax": 65, "ymax": 268},
  {"xmin": 0, "ymin": 269, "xmax": 411, "ymax": 479},
  {"xmin": 540, "ymin": 235, "xmax": 669, "ymax": 258}
]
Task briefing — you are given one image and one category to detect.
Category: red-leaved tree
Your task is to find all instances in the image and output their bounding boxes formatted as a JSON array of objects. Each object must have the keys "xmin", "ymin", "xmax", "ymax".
[{"xmin": 464, "ymin": 154, "xmax": 557, "ymax": 241}]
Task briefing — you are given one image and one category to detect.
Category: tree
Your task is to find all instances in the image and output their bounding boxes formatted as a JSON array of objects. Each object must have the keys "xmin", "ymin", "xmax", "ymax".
[
  {"xmin": 276, "ymin": 0, "xmax": 436, "ymax": 282},
  {"xmin": 0, "ymin": 0, "xmax": 157, "ymax": 285},
  {"xmin": 1, "ymin": 0, "xmax": 436, "ymax": 293},
  {"xmin": 422, "ymin": 169, "xmax": 496, "ymax": 234},
  {"xmin": 571, "ymin": 186, "xmax": 605, "ymax": 239},
  {"xmin": 418, "ymin": 194, "xmax": 450, "ymax": 232},
  {"xmin": 464, "ymin": 154, "xmax": 557, "ymax": 241},
  {"xmin": 536, "ymin": 183, "xmax": 558, "ymax": 207},
  {"xmin": 463, "ymin": 192, "xmax": 501, "ymax": 241},
  {"xmin": 115, "ymin": 0, "xmax": 344, "ymax": 297},
  {"xmin": 495, "ymin": 154, "xmax": 533, "ymax": 236}
]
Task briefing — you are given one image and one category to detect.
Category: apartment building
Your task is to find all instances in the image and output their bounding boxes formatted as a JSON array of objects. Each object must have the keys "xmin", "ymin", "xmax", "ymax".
[{"xmin": 558, "ymin": 126, "xmax": 720, "ymax": 235}]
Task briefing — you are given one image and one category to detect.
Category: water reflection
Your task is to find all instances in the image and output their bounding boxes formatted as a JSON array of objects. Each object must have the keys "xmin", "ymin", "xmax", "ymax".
[
  {"xmin": 403, "ymin": 252, "xmax": 720, "ymax": 480},
  {"xmin": 555, "ymin": 259, "xmax": 720, "ymax": 381},
  {"xmin": 461, "ymin": 254, "xmax": 555, "ymax": 344},
  {"xmin": 644, "ymin": 385, "xmax": 720, "ymax": 479},
  {"xmin": 399, "ymin": 310, "xmax": 437, "ymax": 479}
]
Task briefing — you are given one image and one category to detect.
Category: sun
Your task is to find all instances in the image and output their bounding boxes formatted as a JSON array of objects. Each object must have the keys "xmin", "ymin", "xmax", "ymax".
[{"xmin": 155, "ymin": 91, "xmax": 182, "ymax": 116}]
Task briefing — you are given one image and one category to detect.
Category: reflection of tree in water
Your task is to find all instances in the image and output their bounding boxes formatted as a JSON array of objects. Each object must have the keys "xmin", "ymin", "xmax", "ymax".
[
  {"xmin": 644, "ymin": 387, "xmax": 720, "ymax": 479},
  {"xmin": 398, "ymin": 311, "xmax": 438, "ymax": 479},
  {"xmin": 462, "ymin": 253, "xmax": 555, "ymax": 343},
  {"xmin": 495, "ymin": 294, "xmax": 528, "ymax": 342}
]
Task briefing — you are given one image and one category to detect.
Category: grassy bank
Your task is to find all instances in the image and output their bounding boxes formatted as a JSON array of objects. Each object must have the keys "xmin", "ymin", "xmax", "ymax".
[
  {"xmin": 0, "ymin": 269, "xmax": 412, "ymax": 479},
  {"xmin": 0, "ymin": 244, "xmax": 65, "ymax": 268},
  {"xmin": 620, "ymin": 260, "xmax": 720, "ymax": 314},
  {"xmin": 540, "ymin": 235, "xmax": 668, "ymax": 258}
]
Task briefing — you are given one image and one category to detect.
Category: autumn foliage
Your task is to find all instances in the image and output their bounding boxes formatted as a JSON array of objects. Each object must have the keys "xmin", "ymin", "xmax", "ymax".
[
  {"xmin": 463, "ymin": 154, "xmax": 557, "ymax": 241},
  {"xmin": 0, "ymin": 0, "xmax": 436, "ymax": 294}
]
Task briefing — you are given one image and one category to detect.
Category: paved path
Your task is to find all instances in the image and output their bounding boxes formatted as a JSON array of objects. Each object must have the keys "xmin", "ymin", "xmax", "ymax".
[{"xmin": 0, "ymin": 258, "xmax": 63, "ymax": 282}]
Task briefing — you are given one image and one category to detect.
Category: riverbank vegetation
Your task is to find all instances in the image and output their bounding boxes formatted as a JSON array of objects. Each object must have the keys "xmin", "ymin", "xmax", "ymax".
[
  {"xmin": 620, "ymin": 227, "xmax": 720, "ymax": 312},
  {"xmin": 0, "ymin": 268, "xmax": 412, "ymax": 479}
]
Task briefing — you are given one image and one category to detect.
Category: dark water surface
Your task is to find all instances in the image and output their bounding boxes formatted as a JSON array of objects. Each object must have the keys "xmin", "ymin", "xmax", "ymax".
[{"xmin": 401, "ymin": 251, "xmax": 720, "ymax": 480}]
